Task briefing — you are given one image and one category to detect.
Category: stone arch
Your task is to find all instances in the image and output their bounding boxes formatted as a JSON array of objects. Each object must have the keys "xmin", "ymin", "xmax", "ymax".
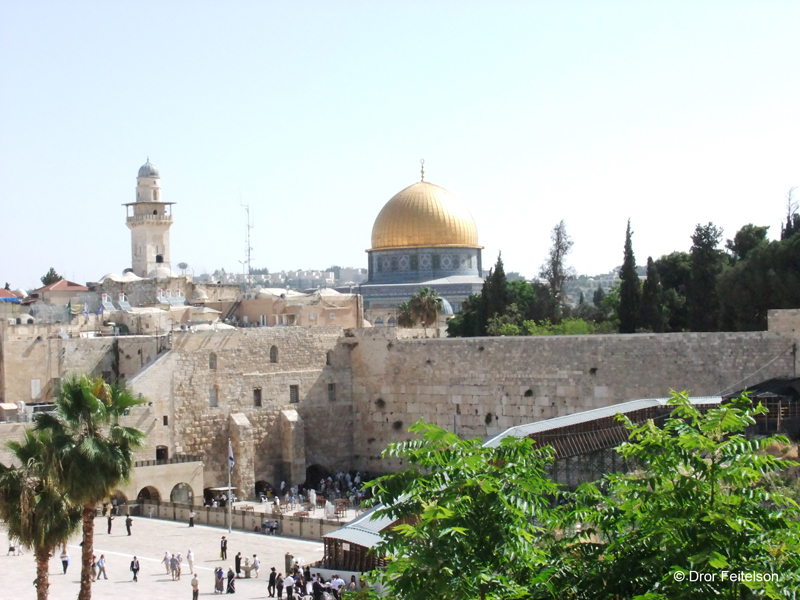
[
  {"xmin": 137, "ymin": 485, "xmax": 161, "ymax": 503},
  {"xmin": 209, "ymin": 351, "xmax": 217, "ymax": 370},
  {"xmin": 387, "ymin": 317, "xmax": 397, "ymax": 326},
  {"xmin": 255, "ymin": 480, "xmax": 274, "ymax": 499},
  {"xmin": 269, "ymin": 345, "xmax": 278, "ymax": 363},
  {"xmin": 170, "ymin": 482, "xmax": 194, "ymax": 504},
  {"xmin": 306, "ymin": 464, "xmax": 332, "ymax": 488},
  {"xmin": 374, "ymin": 317, "xmax": 384, "ymax": 326}
]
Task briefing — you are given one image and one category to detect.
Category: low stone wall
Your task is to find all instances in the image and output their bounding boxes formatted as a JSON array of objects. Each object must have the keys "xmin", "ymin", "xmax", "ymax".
[{"xmin": 140, "ymin": 501, "xmax": 343, "ymax": 541}]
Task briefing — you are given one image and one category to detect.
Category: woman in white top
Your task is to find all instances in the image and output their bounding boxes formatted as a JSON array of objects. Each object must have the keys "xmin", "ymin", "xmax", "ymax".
[{"xmin": 187, "ymin": 549, "xmax": 195, "ymax": 574}]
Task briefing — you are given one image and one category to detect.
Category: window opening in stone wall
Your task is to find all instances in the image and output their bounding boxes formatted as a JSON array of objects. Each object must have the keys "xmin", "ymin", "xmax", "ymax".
[
  {"xmin": 163, "ymin": 415, "xmax": 169, "ymax": 426},
  {"xmin": 326, "ymin": 351, "xmax": 332, "ymax": 366},
  {"xmin": 328, "ymin": 383, "xmax": 336, "ymax": 402},
  {"xmin": 289, "ymin": 385, "xmax": 299, "ymax": 403},
  {"xmin": 253, "ymin": 387, "xmax": 262, "ymax": 407},
  {"xmin": 329, "ymin": 312, "xmax": 336, "ymax": 320},
  {"xmin": 270, "ymin": 346, "xmax": 279, "ymax": 363},
  {"xmin": 155, "ymin": 253, "xmax": 164, "ymax": 263},
  {"xmin": 209, "ymin": 352, "xmax": 217, "ymax": 370},
  {"xmin": 209, "ymin": 388, "xmax": 218, "ymax": 407}
]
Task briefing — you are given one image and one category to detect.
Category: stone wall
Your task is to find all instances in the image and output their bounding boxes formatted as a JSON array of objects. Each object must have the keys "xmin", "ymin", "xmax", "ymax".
[
  {"xmin": 346, "ymin": 325, "xmax": 799, "ymax": 473},
  {"xmin": 127, "ymin": 326, "xmax": 352, "ymax": 497},
  {"xmin": 0, "ymin": 334, "xmax": 163, "ymax": 404}
]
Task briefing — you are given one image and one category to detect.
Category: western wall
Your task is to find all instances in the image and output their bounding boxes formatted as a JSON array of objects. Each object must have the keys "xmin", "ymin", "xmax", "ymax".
[
  {"xmin": 2, "ymin": 310, "xmax": 799, "ymax": 501},
  {"xmin": 122, "ymin": 309, "xmax": 799, "ymax": 494}
]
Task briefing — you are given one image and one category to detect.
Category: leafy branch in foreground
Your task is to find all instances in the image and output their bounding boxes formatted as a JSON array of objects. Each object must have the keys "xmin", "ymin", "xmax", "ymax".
[
  {"xmin": 547, "ymin": 391, "xmax": 800, "ymax": 600},
  {"xmin": 365, "ymin": 421, "xmax": 558, "ymax": 600}
]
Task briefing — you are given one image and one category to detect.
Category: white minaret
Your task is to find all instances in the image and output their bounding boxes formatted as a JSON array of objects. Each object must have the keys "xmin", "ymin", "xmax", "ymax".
[{"xmin": 124, "ymin": 159, "xmax": 176, "ymax": 278}]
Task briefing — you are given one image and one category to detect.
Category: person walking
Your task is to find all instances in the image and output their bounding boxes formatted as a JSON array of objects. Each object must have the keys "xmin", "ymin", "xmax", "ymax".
[
  {"xmin": 125, "ymin": 515, "xmax": 133, "ymax": 535},
  {"xmin": 215, "ymin": 567, "xmax": 224, "ymax": 594},
  {"xmin": 189, "ymin": 510, "xmax": 195, "ymax": 527},
  {"xmin": 91, "ymin": 555, "xmax": 98, "ymax": 581},
  {"xmin": 107, "ymin": 513, "xmax": 114, "ymax": 534},
  {"xmin": 268, "ymin": 567, "xmax": 277, "ymax": 597},
  {"xmin": 163, "ymin": 551, "xmax": 171, "ymax": 574},
  {"xmin": 220, "ymin": 536, "xmax": 228, "ymax": 560},
  {"xmin": 177, "ymin": 553, "xmax": 183, "ymax": 580},
  {"xmin": 191, "ymin": 573, "xmax": 199, "ymax": 600},
  {"xmin": 276, "ymin": 573, "xmax": 284, "ymax": 599},
  {"xmin": 170, "ymin": 554, "xmax": 179, "ymax": 581},
  {"xmin": 60, "ymin": 549, "xmax": 69, "ymax": 574},
  {"xmin": 130, "ymin": 556, "xmax": 140, "ymax": 582},
  {"xmin": 97, "ymin": 554, "xmax": 108, "ymax": 580},
  {"xmin": 226, "ymin": 567, "xmax": 236, "ymax": 594},
  {"xmin": 187, "ymin": 549, "xmax": 195, "ymax": 574},
  {"xmin": 235, "ymin": 552, "xmax": 242, "ymax": 577},
  {"xmin": 252, "ymin": 554, "xmax": 260, "ymax": 578}
]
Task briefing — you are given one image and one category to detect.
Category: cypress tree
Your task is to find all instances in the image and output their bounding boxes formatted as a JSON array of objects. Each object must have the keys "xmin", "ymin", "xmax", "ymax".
[
  {"xmin": 687, "ymin": 222, "xmax": 724, "ymax": 331},
  {"xmin": 618, "ymin": 219, "xmax": 641, "ymax": 333},
  {"xmin": 592, "ymin": 285, "xmax": 605, "ymax": 308},
  {"xmin": 640, "ymin": 257, "xmax": 664, "ymax": 332}
]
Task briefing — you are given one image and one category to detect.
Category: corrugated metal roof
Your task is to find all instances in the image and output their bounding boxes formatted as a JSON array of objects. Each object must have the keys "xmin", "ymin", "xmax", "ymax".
[
  {"xmin": 322, "ymin": 505, "xmax": 396, "ymax": 547},
  {"xmin": 483, "ymin": 396, "xmax": 721, "ymax": 447}
]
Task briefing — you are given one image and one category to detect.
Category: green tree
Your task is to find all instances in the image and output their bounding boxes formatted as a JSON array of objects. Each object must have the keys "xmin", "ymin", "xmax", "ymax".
[
  {"xmin": 639, "ymin": 256, "xmax": 665, "ymax": 332},
  {"xmin": 592, "ymin": 284, "xmax": 605, "ymax": 308},
  {"xmin": 480, "ymin": 253, "xmax": 511, "ymax": 332},
  {"xmin": 446, "ymin": 293, "xmax": 482, "ymax": 337},
  {"xmin": 408, "ymin": 287, "xmax": 443, "ymax": 331},
  {"xmin": 655, "ymin": 251, "xmax": 692, "ymax": 331},
  {"xmin": 618, "ymin": 219, "xmax": 641, "ymax": 333},
  {"xmin": 780, "ymin": 187, "xmax": 799, "ymax": 240},
  {"xmin": 726, "ymin": 224, "xmax": 769, "ymax": 261},
  {"xmin": 0, "ymin": 430, "xmax": 82, "ymax": 600},
  {"xmin": 539, "ymin": 220, "xmax": 575, "ymax": 320},
  {"xmin": 547, "ymin": 391, "xmax": 800, "ymax": 599},
  {"xmin": 40, "ymin": 268, "xmax": 62, "ymax": 286},
  {"xmin": 365, "ymin": 421, "xmax": 558, "ymax": 600},
  {"xmin": 687, "ymin": 223, "xmax": 725, "ymax": 331},
  {"xmin": 486, "ymin": 303, "xmax": 523, "ymax": 336},
  {"xmin": 396, "ymin": 301, "xmax": 416, "ymax": 328},
  {"xmin": 36, "ymin": 376, "xmax": 145, "ymax": 600}
]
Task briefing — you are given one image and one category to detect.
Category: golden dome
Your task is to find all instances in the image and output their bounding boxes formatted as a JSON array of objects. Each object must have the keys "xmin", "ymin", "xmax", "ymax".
[{"xmin": 370, "ymin": 181, "xmax": 481, "ymax": 251}]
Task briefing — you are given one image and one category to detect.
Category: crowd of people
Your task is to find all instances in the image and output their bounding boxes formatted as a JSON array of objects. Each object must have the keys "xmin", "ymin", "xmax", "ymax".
[{"xmin": 266, "ymin": 563, "xmax": 361, "ymax": 600}]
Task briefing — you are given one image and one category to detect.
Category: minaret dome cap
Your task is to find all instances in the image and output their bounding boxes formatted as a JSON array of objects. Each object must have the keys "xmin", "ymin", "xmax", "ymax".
[{"xmin": 137, "ymin": 159, "xmax": 160, "ymax": 178}]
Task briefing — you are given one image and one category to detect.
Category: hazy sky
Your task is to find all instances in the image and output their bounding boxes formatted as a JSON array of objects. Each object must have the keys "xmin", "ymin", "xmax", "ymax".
[{"xmin": 2, "ymin": 2, "xmax": 800, "ymax": 290}]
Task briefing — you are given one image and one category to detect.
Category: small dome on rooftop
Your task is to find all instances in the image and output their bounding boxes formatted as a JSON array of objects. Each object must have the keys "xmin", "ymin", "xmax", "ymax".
[{"xmin": 138, "ymin": 159, "xmax": 160, "ymax": 178}]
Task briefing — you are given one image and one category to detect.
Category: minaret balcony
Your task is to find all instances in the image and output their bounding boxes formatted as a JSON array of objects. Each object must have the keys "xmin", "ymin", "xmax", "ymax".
[{"xmin": 127, "ymin": 214, "xmax": 173, "ymax": 225}]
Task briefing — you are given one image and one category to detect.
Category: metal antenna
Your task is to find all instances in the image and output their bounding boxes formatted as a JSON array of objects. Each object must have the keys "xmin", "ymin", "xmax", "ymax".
[
  {"xmin": 240, "ymin": 194, "xmax": 253, "ymax": 289},
  {"xmin": 420, "ymin": 159, "xmax": 425, "ymax": 182}
]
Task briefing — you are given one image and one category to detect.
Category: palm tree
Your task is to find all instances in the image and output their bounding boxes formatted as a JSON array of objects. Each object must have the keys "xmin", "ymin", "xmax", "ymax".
[
  {"xmin": 409, "ymin": 287, "xmax": 444, "ymax": 331},
  {"xmin": 0, "ymin": 429, "xmax": 82, "ymax": 600},
  {"xmin": 396, "ymin": 301, "xmax": 417, "ymax": 328},
  {"xmin": 36, "ymin": 375, "xmax": 145, "ymax": 600}
]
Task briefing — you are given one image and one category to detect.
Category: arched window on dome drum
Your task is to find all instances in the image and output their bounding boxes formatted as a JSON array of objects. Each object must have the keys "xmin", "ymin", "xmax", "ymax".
[
  {"xmin": 270, "ymin": 346, "xmax": 278, "ymax": 364},
  {"xmin": 209, "ymin": 352, "xmax": 217, "ymax": 370}
]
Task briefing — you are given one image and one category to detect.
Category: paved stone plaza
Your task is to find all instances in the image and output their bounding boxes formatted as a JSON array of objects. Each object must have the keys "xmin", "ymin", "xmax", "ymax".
[{"xmin": 1, "ymin": 515, "xmax": 324, "ymax": 600}]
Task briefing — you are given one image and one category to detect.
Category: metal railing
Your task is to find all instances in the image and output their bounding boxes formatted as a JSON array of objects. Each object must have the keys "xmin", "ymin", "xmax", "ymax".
[{"xmin": 134, "ymin": 455, "xmax": 202, "ymax": 467}]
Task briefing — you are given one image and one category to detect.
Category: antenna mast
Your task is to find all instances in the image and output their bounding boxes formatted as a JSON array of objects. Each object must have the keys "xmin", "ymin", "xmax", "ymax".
[{"xmin": 240, "ymin": 197, "xmax": 253, "ymax": 288}]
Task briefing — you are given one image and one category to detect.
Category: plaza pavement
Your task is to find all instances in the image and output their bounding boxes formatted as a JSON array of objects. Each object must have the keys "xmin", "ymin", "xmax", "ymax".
[{"xmin": 1, "ymin": 514, "xmax": 324, "ymax": 600}]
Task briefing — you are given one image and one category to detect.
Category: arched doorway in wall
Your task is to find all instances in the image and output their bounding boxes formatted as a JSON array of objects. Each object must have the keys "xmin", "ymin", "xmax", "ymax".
[
  {"xmin": 170, "ymin": 482, "xmax": 194, "ymax": 505},
  {"xmin": 156, "ymin": 445, "xmax": 169, "ymax": 462},
  {"xmin": 255, "ymin": 480, "xmax": 274, "ymax": 501},
  {"xmin": 306, "ymin": 464, "xmax": 332, "ymax": 489},
  {"xmin": 137, "ymin": 486, "xmax": 161, "ymax": 503},
  {"xmin": 109, "ymin": 490, "xmax": 128, "ymax": 515}
]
